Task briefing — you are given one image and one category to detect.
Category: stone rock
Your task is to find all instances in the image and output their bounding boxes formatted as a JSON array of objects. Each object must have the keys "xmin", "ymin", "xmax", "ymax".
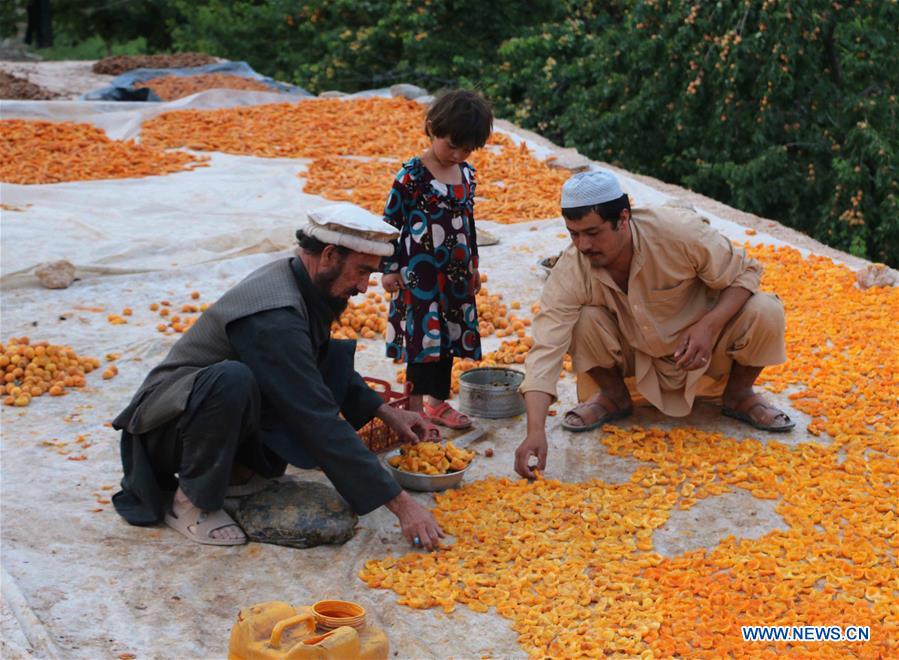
[
  {"xmin": 318, "ymin": 90, "xmax": 347, "ymax": 98},
  {"xmin": 390, "ymin": 83, "xmax": 427, "ymax": 100},
  {"xmin": 856, "ymin": 264, "xmax": 898, "ymax": 289},
  {"xmin": 476, "ymin": 227, "xmax": 499, "ymax": 246},
  {"xmin": 544, "ymin": 149, "xmax": 592, "ymax": 173},
  {"xmin": 35, "ymin": 260, "xmax": 76, "ymax": 289},
  {"xmin": 232, "ymin": 480, "xmax": 357, "ymax": 548}
]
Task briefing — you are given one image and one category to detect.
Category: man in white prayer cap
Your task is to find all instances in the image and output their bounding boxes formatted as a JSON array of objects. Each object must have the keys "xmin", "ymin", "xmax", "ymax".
[
  {"xmin": 515, "ymin": 170, "xmax": 793, "ymax": 479},
  {"xmin": 112, "ymin": 202, "xmax": 444, "ymax": 549}
]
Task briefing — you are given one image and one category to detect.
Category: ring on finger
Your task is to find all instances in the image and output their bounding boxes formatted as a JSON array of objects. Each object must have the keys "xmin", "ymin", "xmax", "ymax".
[{"xmin": 413, "ymin": 536, "xmax": 421, "ymax": 546}]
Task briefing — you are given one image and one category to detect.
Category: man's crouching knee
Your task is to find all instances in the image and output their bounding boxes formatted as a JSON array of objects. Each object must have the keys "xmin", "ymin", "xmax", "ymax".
[{"xmin": 202, "ymin": 360, "xmax": 260, "ymax": 407}]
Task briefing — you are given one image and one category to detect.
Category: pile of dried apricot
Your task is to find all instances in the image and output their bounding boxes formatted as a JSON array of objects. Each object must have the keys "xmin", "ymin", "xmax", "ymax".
[
  {"xmin": 0, "ymin": 120, "xmax": 207, "ymax": 185},
  {"xmin": 1, "ymin": 337, "xmax": 101, "ymax": 406},
  {"xmin": 136, "ymin": 73, "xmax": 276, "ymax": 101},
  {"xmin": 331, "ymin": 291, "xmax": 388, "ymax": 340},
  {"xmin": 142, "ymin": 97, "xmax": 427, "ymax": 158},
  {"xmin": 302, "ymin": 133, "xmax": 569, "ymax": 224},
  {"xmin": 141, "ymin": 97, "xmax": 567, "ymax": 223},
  {"xmin": 388, "ymin": 441, "xmax": 475, "ymax": 474}
]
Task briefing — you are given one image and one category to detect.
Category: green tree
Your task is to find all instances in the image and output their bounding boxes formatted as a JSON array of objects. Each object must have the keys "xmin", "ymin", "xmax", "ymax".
[
  {"xmin": 52, "ymin": 0, "xmax": 179, "ymax": 53},
  {"xmin": 485, "ymin": 1, "xmax": 898, "ymax": 265}
]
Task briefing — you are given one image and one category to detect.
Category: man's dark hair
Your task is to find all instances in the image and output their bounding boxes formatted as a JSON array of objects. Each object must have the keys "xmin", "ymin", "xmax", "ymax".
[
  {"xmin": 425, "ymin": 89, "xmax": 493, "ymax": 151},
  {"xmin": 295, "ymin": 229, "xmax": 351, "ymax": 256},
  {"xmin": 561, "ymin": 194, "xmax": 631, "ymax": 230}
]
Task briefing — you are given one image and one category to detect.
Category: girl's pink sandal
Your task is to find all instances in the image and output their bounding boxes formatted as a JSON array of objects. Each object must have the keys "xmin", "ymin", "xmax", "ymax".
[{"xmin": 423, "ymin": 400, "xmax": 472, "ymax": 430}]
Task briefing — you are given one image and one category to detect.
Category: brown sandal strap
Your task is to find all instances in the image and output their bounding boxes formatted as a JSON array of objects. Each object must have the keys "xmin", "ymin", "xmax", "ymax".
[
  {"xmin": 736, "ymin": 394, "xmax": 791, "ymax": 426},
  {"xmin": 567, "ymin": 393, "xmax": 620, "ymax": 424}
]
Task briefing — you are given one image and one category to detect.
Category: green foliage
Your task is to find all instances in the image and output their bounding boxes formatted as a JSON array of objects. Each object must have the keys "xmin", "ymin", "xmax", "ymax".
[
  {"xmin": 31, "ymin": 35, "xmax": 147, "ymax": 61},
  {"xmin": 0, "ymin": 0, "xmax": 24, "ymax": 39},
  {"xmin": 51, "ymin": 0, "xmax": 176, "ymax": 53},
  {"xmin": 483, "ymin": 1, "xmax": 898, "ymax": 266},
  {"xmin": 168, "ymin": 0, "xmax": 562, "ymax": 91}
]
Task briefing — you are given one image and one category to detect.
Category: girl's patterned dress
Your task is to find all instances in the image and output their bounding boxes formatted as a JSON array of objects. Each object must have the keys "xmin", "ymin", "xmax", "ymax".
[{"xmin": 382, "ymin": 156, "xmax": 481, "ymax": 364}]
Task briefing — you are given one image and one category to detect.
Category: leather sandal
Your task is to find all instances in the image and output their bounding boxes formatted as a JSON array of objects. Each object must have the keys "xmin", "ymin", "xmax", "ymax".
[
  {"xmin": 562, "ymin": 394, "xmax": 633, "ymax": 433},
  {"xmin": 165, "ymin": 507, "xmax": 247, "ymax": 546},
  {"xmin": 722, "ymin": 393, "xmax": 795, "ymax": 432}
]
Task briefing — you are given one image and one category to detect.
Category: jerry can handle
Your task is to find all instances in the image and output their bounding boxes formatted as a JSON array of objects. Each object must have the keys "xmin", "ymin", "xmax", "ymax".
[{"xmin": 270, "ymin": 612, "xmax": 315, "ymax": 649}]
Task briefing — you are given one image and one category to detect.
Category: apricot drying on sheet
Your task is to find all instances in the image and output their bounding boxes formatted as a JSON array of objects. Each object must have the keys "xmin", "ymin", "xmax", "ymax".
[
  {"xmin": 136, "ymin": 73, "xmax": 275, "ymax": 101},
  {"xmin": 0, "ymin": 119, "xmax": 207, "ymax": 184}
]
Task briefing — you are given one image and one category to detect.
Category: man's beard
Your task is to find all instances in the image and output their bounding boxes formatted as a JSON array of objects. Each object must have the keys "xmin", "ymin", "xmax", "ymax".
[{"xmin": 313, "ymin": 266, "xmax": 354, "ymax": 318}]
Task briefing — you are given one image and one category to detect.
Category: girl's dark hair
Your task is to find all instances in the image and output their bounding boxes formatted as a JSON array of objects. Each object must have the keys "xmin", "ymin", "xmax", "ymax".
[
  {"xmin": 425, "ymin": 89, "xmax": 493, "ymax": 151},
  {"xmin": 561, "ymin": 194, "xmax": 631, "ymax": 230}
]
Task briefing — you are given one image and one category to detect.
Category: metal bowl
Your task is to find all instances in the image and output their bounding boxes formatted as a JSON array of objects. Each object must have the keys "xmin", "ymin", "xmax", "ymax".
[
  {"xmin": 458, "ymin": 367, "xmax": 525, "ymax": 419},
  {"xmin": 383, "ymin": 449, "xmax": 471, "ymax": 492}
]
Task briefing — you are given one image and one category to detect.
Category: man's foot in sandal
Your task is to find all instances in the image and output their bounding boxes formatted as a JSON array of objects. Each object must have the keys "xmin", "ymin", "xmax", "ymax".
[
  {"xmin": 563, "ymin": 392, "xmax": 633, "ymax": 433},
  {"xmin": 722, "ymin": 392, "xmax": 795, "ymax": 432},
  {"xmin": 423, "ymin": 400, "xmax": 472, "ymax": 430},
  {"xmin": 165, "ymin": 489, "xmax": 246, "ymax": 546}
]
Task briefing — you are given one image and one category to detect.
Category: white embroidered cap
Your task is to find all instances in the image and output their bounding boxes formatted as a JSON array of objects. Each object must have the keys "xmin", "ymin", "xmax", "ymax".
[
  {"xmin": 301, "ymin": 203, "xmax": 399, "ymax": 257},
  {"xmin": 560, "ymin": 169, "xmax": 624, "ymax": 209}
]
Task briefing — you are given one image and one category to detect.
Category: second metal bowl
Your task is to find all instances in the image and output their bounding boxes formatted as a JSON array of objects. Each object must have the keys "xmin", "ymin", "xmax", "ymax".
[{"xmin": 383, "ymin": 449, "xmax": 470, "ymax": 492}]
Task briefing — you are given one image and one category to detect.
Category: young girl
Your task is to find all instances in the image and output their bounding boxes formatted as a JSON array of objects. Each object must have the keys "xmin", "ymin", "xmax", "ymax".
[{"xmin": 381, "ymin": 89, "xmax": 493, "ymax": 430}]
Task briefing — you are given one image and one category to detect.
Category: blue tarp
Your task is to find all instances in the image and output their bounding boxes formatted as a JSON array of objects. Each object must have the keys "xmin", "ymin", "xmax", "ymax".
[{"xmin": 83, "ymin": 61, "xmax": 312, "ymax": 101}]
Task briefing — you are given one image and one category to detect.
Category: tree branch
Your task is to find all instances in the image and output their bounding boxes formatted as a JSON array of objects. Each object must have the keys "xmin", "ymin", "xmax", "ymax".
[{"xmin": 823, "ymin": 22, "xmax": 843, "ymax": 88}]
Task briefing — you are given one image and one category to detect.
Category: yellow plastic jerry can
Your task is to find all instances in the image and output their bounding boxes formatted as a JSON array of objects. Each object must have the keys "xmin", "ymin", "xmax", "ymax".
[
  {"xmin": 228, "ymin": 601, "xmax": 316, "ymax": 660},
  {"xmin": 292, "ymin": 627, "xmax": 360, "ymax": 658},
  {"xmin": 228, "ymin": 601, "xmax": 388, "ymax": 660}
]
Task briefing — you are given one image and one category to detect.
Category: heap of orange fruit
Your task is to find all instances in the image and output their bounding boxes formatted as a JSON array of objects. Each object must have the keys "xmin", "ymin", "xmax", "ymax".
[
  {"xmin": 0, "ymin": 120, "xmax": 207, "ymax": 185},
  {"xmin": 141, "ymin": 97, "xmax": 567, "ymax": 223},
  {"xmin": 136, "ymin": 73, "xmax": 276, "ymax": 101},
  {"xmin": 388, "ymin": 441, "xmax": 475, "ymax": 475},
  {"xmin": 302, "ymin": 133, "xmax": 569, "ymax": 224},
  {"xmin": 331, "ymin": 291, "xmax": 388, "ymax": 341},
  {"xmin": 1, "ymin": 337, "xmax": 101, "ymax": 407}
]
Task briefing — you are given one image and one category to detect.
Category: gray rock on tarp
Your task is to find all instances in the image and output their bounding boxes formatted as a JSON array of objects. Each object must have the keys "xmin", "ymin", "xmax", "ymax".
[
  {"xmin": 319, "ymin": 90, "xmax": 348, "ymax": 98},
  {"xmin": 230, "ymin": 480, "xmax": 358, "ymax": 548},
  {"xmin": 390, "ymin": 83, "xmax": 427, "ymax": 100},
  {"xmin": 35, "ymin": 260, "xmax": 76, "ymax": 289}
]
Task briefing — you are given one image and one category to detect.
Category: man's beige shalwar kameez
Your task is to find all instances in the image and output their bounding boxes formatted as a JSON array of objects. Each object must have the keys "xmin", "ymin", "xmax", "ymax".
[{"xmin": 520, "ymin": 206, "xmax": 787, "ymax": 416}]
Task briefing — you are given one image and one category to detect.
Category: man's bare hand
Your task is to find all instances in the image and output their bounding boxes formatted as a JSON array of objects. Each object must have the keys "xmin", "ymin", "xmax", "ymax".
[
  {"xmin": 385, "ymin": 491, "xmax": 444, "ymax": 550},
  {"xmin": 514, "ymin": 431, "xmax": 548, "ymax": 479},
  {"xmin": 378, "ymin": 404, "xmax": 431, "ymax": 443},
  {"xmin": 673, "ymin": 319, "xmax": 718, "ymax": 371}
]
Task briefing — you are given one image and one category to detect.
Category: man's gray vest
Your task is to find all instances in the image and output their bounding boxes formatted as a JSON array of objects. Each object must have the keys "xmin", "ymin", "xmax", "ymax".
[{"xmin": 114, "ymin": 258, "xmax": 308, "ymax": 434}]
